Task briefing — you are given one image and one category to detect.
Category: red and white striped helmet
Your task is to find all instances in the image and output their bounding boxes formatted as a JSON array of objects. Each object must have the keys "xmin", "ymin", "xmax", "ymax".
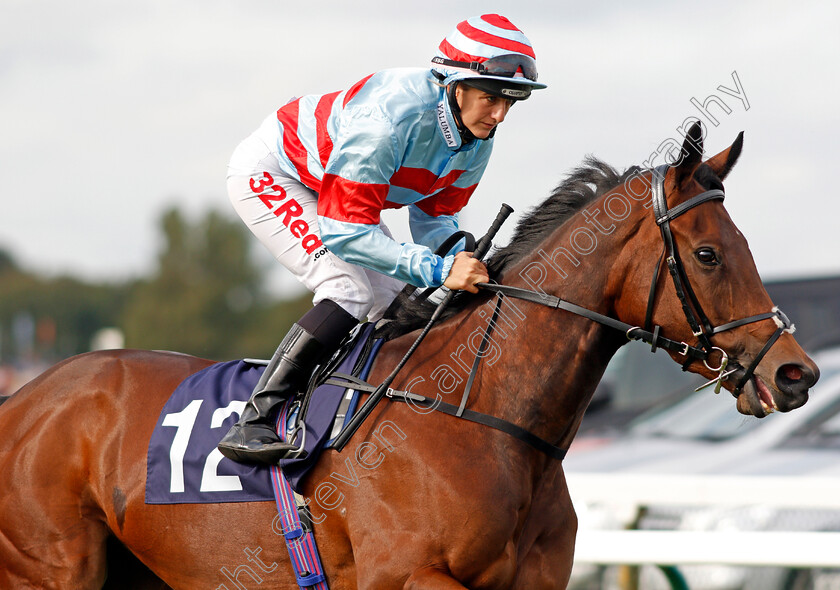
[{"xmin": 432, "ymin": 14, "xmax": 546, "ymax": 100}]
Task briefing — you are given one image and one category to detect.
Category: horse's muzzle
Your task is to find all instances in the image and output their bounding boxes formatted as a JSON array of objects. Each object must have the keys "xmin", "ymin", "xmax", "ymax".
[
  {"xmin": 729, "ymin": 360, "xmax": 817, "ymax": 417},
  {"xmin": 773, "ymin": 362, "xmax": 819, "ymax": 411}
]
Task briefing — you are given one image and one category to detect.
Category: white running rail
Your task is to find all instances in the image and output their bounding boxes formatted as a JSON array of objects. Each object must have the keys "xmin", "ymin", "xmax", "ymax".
[{"xmin": 567, "ymin": 473, "xmax": 840, "ymax": 567}]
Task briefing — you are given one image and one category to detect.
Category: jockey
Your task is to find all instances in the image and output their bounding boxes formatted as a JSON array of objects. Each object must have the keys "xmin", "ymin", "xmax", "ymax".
[{"xmin": 218, "ymin": 14, "xmax": 546, "ymax": 465}]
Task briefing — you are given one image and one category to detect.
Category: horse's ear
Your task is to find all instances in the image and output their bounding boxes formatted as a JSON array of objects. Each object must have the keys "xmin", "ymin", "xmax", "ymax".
[
  {"xmin": 705, "ymin": 131, "xmax": 744, "ymax": 181},
  {"xmin": 674, "ymin": 121, "xmax": 704, "ymax": 189}
]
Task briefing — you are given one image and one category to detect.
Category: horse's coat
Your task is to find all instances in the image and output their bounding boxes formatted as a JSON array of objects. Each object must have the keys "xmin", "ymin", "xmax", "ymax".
[{"xmin": 0, "ymin": 126, "xmax": 819, "ymax": 589}]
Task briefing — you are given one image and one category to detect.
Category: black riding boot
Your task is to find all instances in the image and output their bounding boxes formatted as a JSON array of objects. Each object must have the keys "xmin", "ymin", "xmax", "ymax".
[{"xmin": 218, "ymin": 300, "xmax": 358, "ymax": 465}]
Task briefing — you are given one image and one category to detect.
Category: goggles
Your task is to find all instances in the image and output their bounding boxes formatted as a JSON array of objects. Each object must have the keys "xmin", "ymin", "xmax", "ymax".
[{"xmin": 432, "ymin": 53, "xmax": 539, "ymax": 83}]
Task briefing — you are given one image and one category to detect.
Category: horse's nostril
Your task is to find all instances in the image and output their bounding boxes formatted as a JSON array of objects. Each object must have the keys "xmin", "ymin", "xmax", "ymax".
[
  {"xmin": 782, "ymin": 365, "xmax": 802, "ymax": 381},
  {"xmin": 776, "ymin": 363, "xmax": 816, "ymax": 394}
]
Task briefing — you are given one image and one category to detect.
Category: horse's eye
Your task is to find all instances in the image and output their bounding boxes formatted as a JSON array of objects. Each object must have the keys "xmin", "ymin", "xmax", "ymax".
[{"xmin": 695, "ymin": 247, "xmax": 720, "ymax": 266}]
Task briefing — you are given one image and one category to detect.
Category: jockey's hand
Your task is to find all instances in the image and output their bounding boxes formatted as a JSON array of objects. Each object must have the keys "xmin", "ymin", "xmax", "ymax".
[{"xmin": 443, "ymin": 251, "xmax": 489, "ymax": 294}]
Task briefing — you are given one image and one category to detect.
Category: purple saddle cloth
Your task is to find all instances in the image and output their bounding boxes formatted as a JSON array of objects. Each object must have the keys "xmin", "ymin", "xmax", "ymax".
[{"xmin": 145, "ymin": 323, "xmax": 380, "ymax": 503}]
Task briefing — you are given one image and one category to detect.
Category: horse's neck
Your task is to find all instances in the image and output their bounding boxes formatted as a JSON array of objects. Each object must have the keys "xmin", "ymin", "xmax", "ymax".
[
  {"xmin": 479, "ymin": 192, "xmax": 647, "ymax": 448},
  {"xmin": 481, "ymin": 284, "xmax": 620, "ymax": 450},
  {"xmin": 380, "ymin": 187, "xmax": 648, "ymax": 453}
]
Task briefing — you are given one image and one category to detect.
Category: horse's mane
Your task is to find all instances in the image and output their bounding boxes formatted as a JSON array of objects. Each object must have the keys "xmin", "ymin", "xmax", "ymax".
[{"xmin": 376, "ymin": 157, "xmax": 639, "ymax": 340}]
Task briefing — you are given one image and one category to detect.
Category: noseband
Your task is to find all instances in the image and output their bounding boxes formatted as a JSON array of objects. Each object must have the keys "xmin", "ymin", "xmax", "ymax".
[{"xmin": 479, "ymin": 164, "xmax": 794, "ymax": 397}]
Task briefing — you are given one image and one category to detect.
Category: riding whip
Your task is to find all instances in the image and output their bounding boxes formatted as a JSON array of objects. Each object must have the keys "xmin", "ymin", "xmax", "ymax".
[{"xmin": 332, "ymin": 203, "xmax": 514, "ymax": 452}]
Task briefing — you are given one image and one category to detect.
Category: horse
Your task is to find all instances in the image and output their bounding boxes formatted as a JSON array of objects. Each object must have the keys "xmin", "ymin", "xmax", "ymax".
[{"xmin": 0, "ymin": 123, "xmax": 819, "ymax": 589}]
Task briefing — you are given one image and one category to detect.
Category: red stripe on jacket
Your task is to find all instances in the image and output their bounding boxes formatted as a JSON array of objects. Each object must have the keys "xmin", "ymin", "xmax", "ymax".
[
  {"xmin": 343, "ymin": 74, "xmax": 375, "ymax": 107},
  {"xmin": 318, "ymin": 174, "xmax": 389, "ymax": 225},
  {"xmin": 314, "ymin": 92, "xmax": 340, "ymax": 169},
  {"xmin": 276, "ymin": 99, "xmax": 322, "ymax": 191},
  {"xmin": 390, "ymin": 167, "xmax": 465, "ymax": 196},
  {"xmin": 274, "ymin": 74, "xmax": 374, "ymax": 188},
  {"xmin": 413, "ymin": 184, "xmax": 477, "ymax": 217}
]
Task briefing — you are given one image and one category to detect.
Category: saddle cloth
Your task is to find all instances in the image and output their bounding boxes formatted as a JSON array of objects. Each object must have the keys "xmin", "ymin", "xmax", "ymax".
[{"xmin": 145, "ymin": 323, "xmax": 381, "ymax": 504}]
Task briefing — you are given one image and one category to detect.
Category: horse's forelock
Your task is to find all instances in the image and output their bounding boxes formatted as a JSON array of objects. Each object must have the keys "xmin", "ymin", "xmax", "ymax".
[{"xmin": 693, "ymin": 164, "xmax": 725, "ymax": 192}]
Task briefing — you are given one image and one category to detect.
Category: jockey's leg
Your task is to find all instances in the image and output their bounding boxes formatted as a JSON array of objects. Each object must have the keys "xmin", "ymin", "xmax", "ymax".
[
  {"xmin": 221, "ymin": 154, "xmax": 379, "ymax": 465},
  {"xmin": 218, "ymin": 299, "xmax": 357, "ymax": 465}
]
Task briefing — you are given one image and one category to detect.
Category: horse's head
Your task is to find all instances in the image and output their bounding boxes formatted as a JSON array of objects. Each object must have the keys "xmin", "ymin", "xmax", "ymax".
[{"xmin": 620, "ymin": 122, "xmax": 819, "ymax": 417}]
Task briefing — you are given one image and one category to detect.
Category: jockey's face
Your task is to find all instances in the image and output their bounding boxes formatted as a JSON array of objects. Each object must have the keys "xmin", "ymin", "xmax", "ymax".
[{"xmin": 455, "ymin": 85, "xmax": 513, "ymax": 139}]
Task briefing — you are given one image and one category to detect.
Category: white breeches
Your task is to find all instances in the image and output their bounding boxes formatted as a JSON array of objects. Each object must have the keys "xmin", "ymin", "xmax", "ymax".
[{"xmin": 227, "ymin": 134, "xmax": 404, "ymax": 322}]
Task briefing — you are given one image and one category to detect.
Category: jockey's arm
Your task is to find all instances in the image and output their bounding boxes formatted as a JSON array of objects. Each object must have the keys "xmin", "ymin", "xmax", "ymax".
[
  {"xmin": 317, "ymin": 213, "xmax": 455, "ymax": 288},
  {"xmin": 316, "ymin": 104, "xmax": 487, "ymax": 291}
]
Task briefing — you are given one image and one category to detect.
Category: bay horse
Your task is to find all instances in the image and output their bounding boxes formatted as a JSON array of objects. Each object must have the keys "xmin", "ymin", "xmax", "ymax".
[{"xmin": 0, "ymin": 124, "xmax": 819, "ymax": 589}]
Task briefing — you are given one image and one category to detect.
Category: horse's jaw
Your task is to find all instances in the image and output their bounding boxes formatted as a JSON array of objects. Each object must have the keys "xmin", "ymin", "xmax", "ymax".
[
  {"xmin": 734, "ymin": 375, "xmax": 780, "ymax": 417},
  {"xmin": 733, "ymin": 365, "xmax": 814, "ymax": 418},
  {"xmin": 736, "ymin": 385, "xmax": 809, "ymax": 418}
]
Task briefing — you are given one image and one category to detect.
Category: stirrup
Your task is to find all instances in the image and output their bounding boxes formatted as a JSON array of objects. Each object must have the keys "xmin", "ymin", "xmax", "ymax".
[{"xmin": 283, "ymin": 423, "xmax": 308, "ymax": 460}]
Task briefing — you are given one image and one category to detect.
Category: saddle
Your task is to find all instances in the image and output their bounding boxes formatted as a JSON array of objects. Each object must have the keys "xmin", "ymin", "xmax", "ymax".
[{"xmin": 145, "ymin": 323, "xmax": 382, "ymax": 504}]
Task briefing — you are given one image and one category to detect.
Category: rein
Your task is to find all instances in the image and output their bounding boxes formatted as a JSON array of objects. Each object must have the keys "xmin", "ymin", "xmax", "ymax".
[
  {"xmin": 329, "ymin": 164, "xmax": 795, "ymax": 461},
  {"xmin": 328, "ymin": 291, "xmax": 569, "ymax": 460},
  {"xmin": 481, "ymin": 165, "xmax": 794, "ymax": 397}
]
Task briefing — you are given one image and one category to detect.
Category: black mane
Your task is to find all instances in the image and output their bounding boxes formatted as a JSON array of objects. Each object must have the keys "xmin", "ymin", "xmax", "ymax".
[{"xmin": 375, "ymin": 157, "xmax": 638, "ymax": 340}]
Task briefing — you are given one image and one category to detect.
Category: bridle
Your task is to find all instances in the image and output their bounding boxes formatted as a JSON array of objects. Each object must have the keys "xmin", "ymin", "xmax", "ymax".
[
  {"xmin": 480, "ymin": 164, "xmax": 794, "ymax": 397},
  {"xmin": 328, "ymin": 164, "xmax": 795, "ymax": 461}
]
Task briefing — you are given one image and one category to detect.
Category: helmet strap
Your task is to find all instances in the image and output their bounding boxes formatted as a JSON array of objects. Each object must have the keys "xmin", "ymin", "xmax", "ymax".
[{"xmin": 446, "ymin": 83, "xmax": 496, "ymax": 143}]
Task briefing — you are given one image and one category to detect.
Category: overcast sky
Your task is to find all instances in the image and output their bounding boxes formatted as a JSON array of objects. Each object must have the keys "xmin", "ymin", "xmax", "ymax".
[{"xmin": 3, "ymin": 0, "xmax": 838, "ymax": 298}]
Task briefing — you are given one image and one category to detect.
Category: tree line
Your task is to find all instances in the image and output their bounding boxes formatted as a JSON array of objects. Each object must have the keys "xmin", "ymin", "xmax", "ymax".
[{"xmin": 0, "ymin": 207, "xmax": 312, "ymax": 365}]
